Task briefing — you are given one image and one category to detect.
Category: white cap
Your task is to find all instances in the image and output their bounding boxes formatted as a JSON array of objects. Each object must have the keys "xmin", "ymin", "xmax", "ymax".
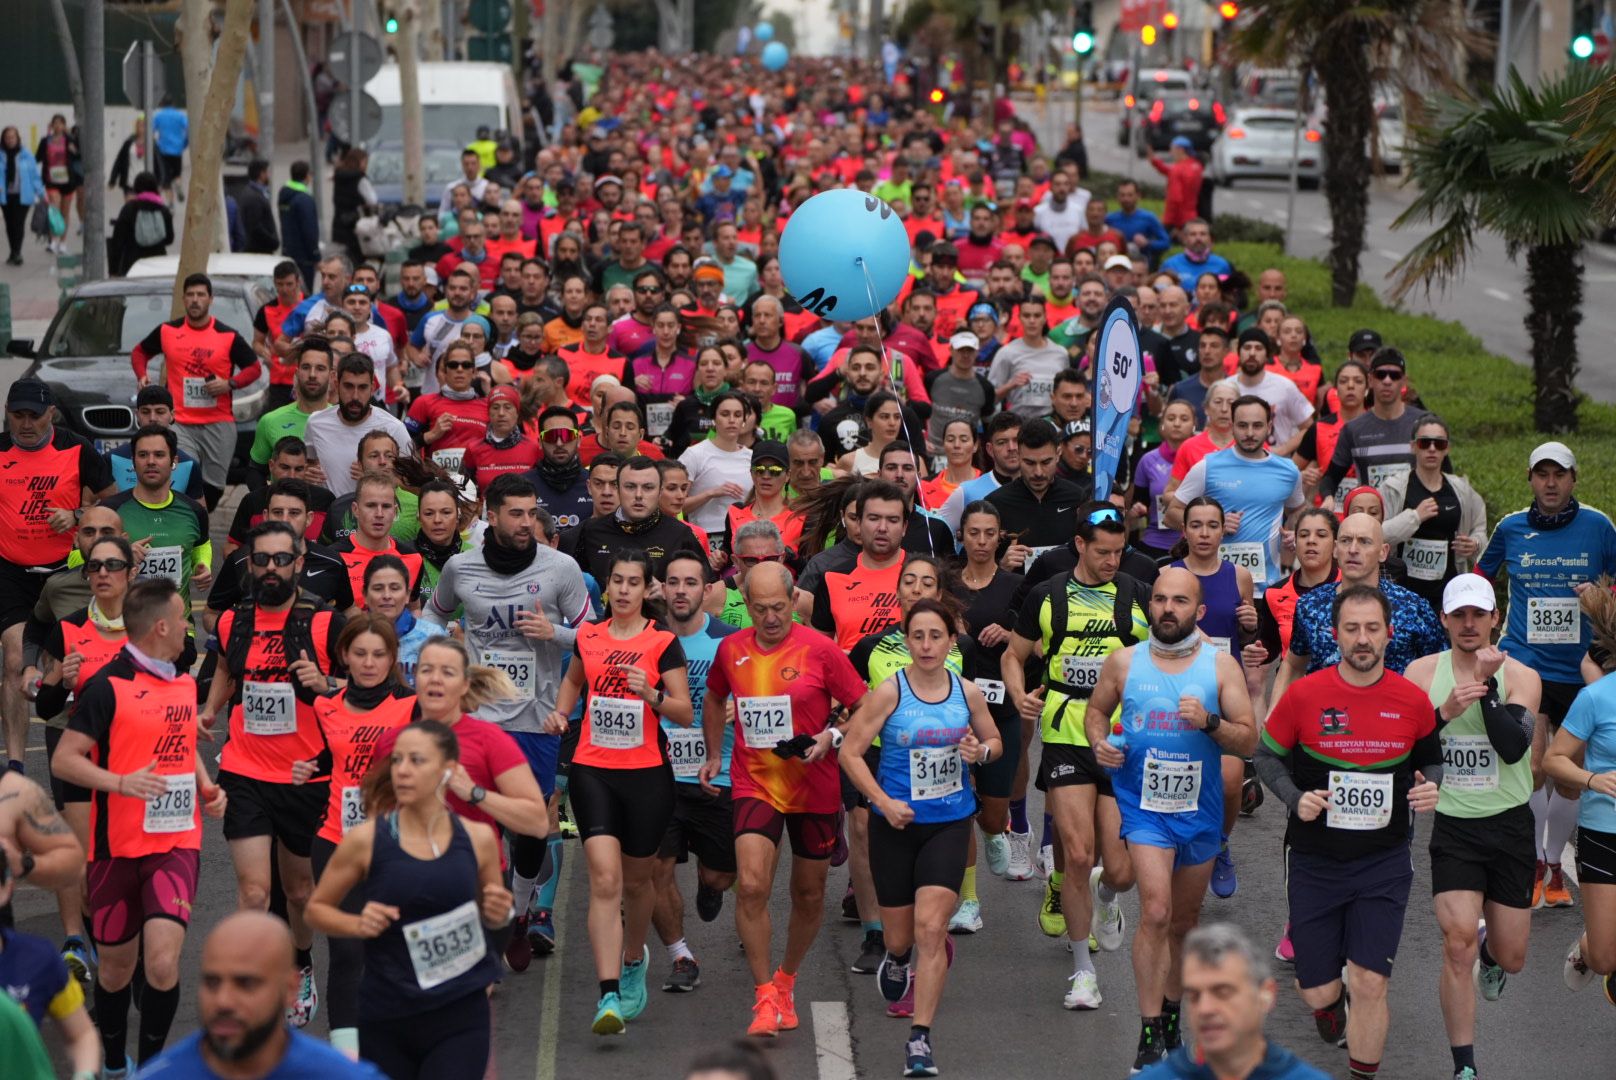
[
  {"xmin": 1103, "ymin": 254, "xmax": 1134, "ymax": 271},
  {"xmin": 949, "ymin": 331, "xmax": 980, "ymax": 352},
  {"xmin": 1529, "ymin": 440, "xmax": 1576, "ymax": 470},
  {"xmin": 1441, "ymin": 573, "xmax": 1497, "ymax": 614}
]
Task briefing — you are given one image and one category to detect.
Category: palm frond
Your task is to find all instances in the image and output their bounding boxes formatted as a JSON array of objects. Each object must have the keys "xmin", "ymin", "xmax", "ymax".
[{"xmin": 1570, "ymin": 72, "xmax": 1616, "ymax": 215}]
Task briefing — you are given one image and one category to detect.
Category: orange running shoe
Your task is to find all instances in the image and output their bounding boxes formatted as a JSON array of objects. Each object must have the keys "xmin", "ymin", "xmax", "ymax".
[
  {"xmin": 1544, "ymin": 864, "xmax": 1575, "ymax": 908},
  {"xmin": 747, "ymin": 984, "xmax": 781, "ymax": 1038},
  {"xmin": 772, "ymin": 969, "xmax": 800, "ymax": 1030},
  {"xmin": 1531, "ymin": 861, "xmax": 1547, "ymax": 909}
]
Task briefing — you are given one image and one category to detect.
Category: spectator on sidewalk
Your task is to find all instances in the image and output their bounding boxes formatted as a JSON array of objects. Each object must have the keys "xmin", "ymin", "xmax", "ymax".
[
  {"xmin": 109, "ymin": 171, "xmax": 174, "ymax": 276},
  {"xmin": 1150, "ymin": 136, "xmax": 1205, "ymax": 235},
  {"xmin": 239, "ymin": 159, "xmax": 280, "ymax": 255},
  {"xmin": 278, "ymin": 160, "xmax": 321, "ymax": 290},
  {"xmin": 0, "ymin": 125, "xmax": 42, "ymax": 266}
]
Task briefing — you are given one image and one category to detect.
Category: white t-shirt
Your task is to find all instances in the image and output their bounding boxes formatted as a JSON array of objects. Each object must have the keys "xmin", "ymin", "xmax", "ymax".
[
  {"xmin": 352, "ymin": 324, "xmax": 396, "ymax": 391},
  {"xmin": 679, "ymin": 440, "xmax": 753, "ymax": 533},
  {"xmin": 302, "ymin": 407, "xmax": 416, "ymax": 498},
  {"xmin": 1032, "ymin": 190, "xmax": 1092, "ymax": 252},
  {"xmin": 1219, "ymin": 371, "xmax": 1315, "ymax": 447}
]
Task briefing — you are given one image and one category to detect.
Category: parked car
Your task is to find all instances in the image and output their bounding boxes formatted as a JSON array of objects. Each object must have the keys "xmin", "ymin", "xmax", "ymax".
[
  {"xmin": 4, "ymin": 276, "xmax": 273, "ymax": 481},
  {"xmin": 1210, "ymin": 107, "xmax": 1322, "ymax": 188},
  {"xmin": 369, "ymin": 140, "xmax": 469, "ymax": 209},
  {"xmin": 1118, "ymin": 68, "xmax": 1194, "ymax": 147},
  {"xmin": 1137, "ymin": 95, "xmax": 1227, "ymax": 157},
  {"xmin": 1374, "ymin": 99, "xmax": 1405, "ymax": 171}
]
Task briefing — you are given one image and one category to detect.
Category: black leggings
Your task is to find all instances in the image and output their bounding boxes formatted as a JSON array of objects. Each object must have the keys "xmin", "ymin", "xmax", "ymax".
[
  {"xmin": 2, "ymin": 201, "xmax": 27, "ymax": 258},
  {"xmin": 868, "ymin": 814, "xmax": 972, "ymax": 908},
  {"xmin": 310, "ymin": 836, "xmax": 364, "ymax": 1031},
  {"xmin": 360, "ymin": 989, "xmax": 491, "ymax": 1080}
]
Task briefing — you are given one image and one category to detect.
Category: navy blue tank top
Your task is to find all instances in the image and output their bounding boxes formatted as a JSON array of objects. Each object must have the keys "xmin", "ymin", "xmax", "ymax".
[
  {"xmin": 360, "ymin": 811, "xmax": 501, "ymax": 1019},
  {"xmin": 1172, "ymin": 559, "xmax": 1242, "ymax": 649}
]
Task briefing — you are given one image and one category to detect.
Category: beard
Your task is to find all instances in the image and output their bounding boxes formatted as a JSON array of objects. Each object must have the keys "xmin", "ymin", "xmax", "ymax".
[
  {"xmin": 254, "ymin": 572, "xmax": 295, "ymax": 605},
  {"xmin": 203, "ymin": 1010, "xmax": 282, "ymax": 1064},
  {"xmin": 339, "ymin": 399, "xmax": 368, "ymax": 421},
  {"xmin": 1151, "ymin": 615, "xmax": 1196, "ymax": 646},
  {"xmin": 1343, "ymin": 645, "xmax": 1383, "ymax": 673}
]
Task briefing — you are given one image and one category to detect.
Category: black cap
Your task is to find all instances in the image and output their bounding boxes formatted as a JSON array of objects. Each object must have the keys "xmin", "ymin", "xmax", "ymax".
[
  {"xmin": 135, "ymin": 385, "xmax": 175, "ymax": 410},
  {"xmin": 929, "ymin": 241, "xmax": 959, "ymax": 262},
  {"xmin": 1237, "ymin": 327, "xmax": 1274, "ymax": 355},
  {"xmin": 1027, "ymin": 233, "xmax": 1058, "ymax": 251},
  {"xmin": 1061, "ymin": 418, "xmax": 1092, "ymax": 442},
  {"xmin": 5, "ymin": 377, "xmax": 52, "ymax": 414},
  {"xmin": 751, "ymin": 440, "xmax": 789, "ymax": 467},
  {"xmin": 1348, "ymin": 329, "xmax": 1383, "ymax": 355}
]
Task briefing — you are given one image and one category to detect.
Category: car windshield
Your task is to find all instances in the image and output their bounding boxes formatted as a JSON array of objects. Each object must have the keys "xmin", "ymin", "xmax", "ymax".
[
  {"xmin": 377, "ymin": 105, "xmax": 502, "ymax": 145},
  {"xmin": 1242, "ymin": 114, "xmax": 1298, "ymax": 130},
  {"xmin": 370, "ymin": 145, "xmax": 466, "ymax": 189},
  {"xmin": 43, "ymin": 291, "xmax": 258, "ymax": 357}
]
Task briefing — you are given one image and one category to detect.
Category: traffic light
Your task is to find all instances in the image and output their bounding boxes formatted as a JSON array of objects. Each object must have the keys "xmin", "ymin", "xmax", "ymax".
[
  {"xmin": 1162, "ymin": 12, "xmax": 1179, "ymax": 30},
  {"xmin": 1141, "ymin": 24, "xmax": 1157, "ymax": 46},
  {"xmin": 1072, "ymin": 1, "xmax": 1095, "ymax": 55},
  {"xmin": 467, "ymin": 0, "xmax": 513, "ymax": 61},
  {"xmin": 384, "ymin": 15, "xmax": 399, "ymax": 33},
  {"xmin": 1218, "ymin": 2, "xmax": 1239, "ymax": 19},
  {"xmin": 929, "ymin": 88, "xmax": 947, "ymax": 104},
  {"xmin": 1572, "ymin": 3, "xmax": 1596, "ymax": 60}
]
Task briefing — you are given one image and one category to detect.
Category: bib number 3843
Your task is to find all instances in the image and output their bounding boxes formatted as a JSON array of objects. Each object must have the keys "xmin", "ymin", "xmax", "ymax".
[
  {"xmin": 1327, "ymin": 771, "xmax": 1393, "ymax": 830},
  {"xmin": 404, "ymin": 900, "xmax": 487, "ymax": 990},
  {"xmin": 589, "ymin": 696, "xmax": 645, "ymax": 750}
]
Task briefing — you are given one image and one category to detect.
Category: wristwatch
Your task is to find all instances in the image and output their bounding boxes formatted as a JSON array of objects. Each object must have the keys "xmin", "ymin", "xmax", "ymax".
[
  {"xmin": 653, "ymin": 688, "xmax": 666, "ymax": 707},
  {"xmin": 468, "ymin": 785, "xmax": 488, "ymax": 806},
  {"xmin": 827, "ymin": 727, "xmax": 845, "ymax": 750},
  {"xmin": 1203, "ymin": 712, "xmax": 1223, "ymax": 734}
]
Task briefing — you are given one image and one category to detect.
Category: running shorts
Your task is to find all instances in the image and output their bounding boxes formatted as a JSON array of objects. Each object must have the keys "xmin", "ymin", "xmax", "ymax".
[
  {"xmin": 509, "ymin": 730, "xmax": 560, "ymax": 800},
  {"xmin": 658, "ymin": 784, "xmax": 737, "ymax": 874},
  {"xmin": 1287, "ymin": 844, "xmax": 1414, "ymax": 988},
  {"xmin": 0, "ymin": 560, "xmax": 53, "ymax": 632},
  {"xmin": 1430, "ymin": 803, "xmax": 1535, "ymax": 908},
  {"xmin": 1035, "ymin": 742, "xmax": 1112, "ymax": 798},
  {"xmin": 1540, "ymin": 679, "xmax": 1581, "ymax": 728},
  {"xmin": 732, "ymin": 796, "xmax": 838, "ymax": 860},
  {"xmin": 1576, "ymin": 825, "xmax": 1616, "ymax": 886},
  {"xmin": 220, "ymin": 771, "xmax": 327, "ymax": 857},
  {"xmin": 87, "ymin": 848, "xmax": 200, "ymax": 946},
  {"xmin": 569, "ymin": 761, "xmax": 674, "ymax": 859},
  {"xmin": 868, "ymin": 813, "xmax": 970, "ymax": 908},
  {"xmin": 972, "ymin": 711, "xmax": 1020, "ymax": 799}
]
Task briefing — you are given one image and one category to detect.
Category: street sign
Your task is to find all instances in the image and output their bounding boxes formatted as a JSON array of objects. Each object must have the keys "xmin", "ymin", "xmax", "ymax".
[
  {"xmin": 468, "ymin": 36, "xmax": 514, "ymax": 62},
  {"xmin": 587, "ymin": 3, "xmax": 613, "ymax": 51},
  {"xmin": 328, "ymin": 31, "xmax": 384, "ymax": 86},
  {"xmin": 328, "ymin": 92, "xmax": 382, "ymax": 144},
  {"xmin": 121, "ymin": 40, "xmax": 164, "ymax": 107},
  {"xmin": 468, "ymin": 0, "xmax": 513, "ymax": 35}
]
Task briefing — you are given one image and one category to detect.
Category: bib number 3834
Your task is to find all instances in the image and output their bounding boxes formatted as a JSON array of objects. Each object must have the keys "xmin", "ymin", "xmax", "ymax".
[
  {"xmin": 1327, "ymin": 771, "xmax": 1393, "ymax": 831},
  {"xmin": 1527, "ymin": 597, "xmax": 1580, "ymax": 645},
  {"xmin": 404, "ymin": 900, "xmax": 487, "ymax": 990}
]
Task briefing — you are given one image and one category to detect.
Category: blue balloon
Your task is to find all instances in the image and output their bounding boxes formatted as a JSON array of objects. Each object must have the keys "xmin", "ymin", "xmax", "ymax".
[
  {"xmin": 755, "ymin": 21, "xmax": 775, "ymax": 42},
  {"xmin": 761, "ymin": 41, "xmax": 789, "ymax": 72},
  {"xmin": 780, "ymin": 189, "xmax": 911, "ymax": 323}
]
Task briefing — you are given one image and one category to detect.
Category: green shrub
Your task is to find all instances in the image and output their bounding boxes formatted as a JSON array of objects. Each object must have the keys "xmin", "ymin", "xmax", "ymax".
[
  {"xmin": 1087, "ymin": 169, "xmax": 1165, "ymax": 201},
  {"xmin": 1210, "ymin": 214, "xmax": 1286, "ymax": 247}
]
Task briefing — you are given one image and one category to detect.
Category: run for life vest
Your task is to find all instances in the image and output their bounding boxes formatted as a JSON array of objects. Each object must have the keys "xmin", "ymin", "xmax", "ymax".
[
  {"xmin": 0, "ymin": 428, "xmax": 107, "ymax": 567},
  {"xmin": 314, "ymin": 686, "xmax": 419, "ymax": 846},
  {"xmin": 216, "ymin": 604, "xmax": 343, "ymax": 782},
  {"xmin": 132, "ymin": 318, "xmax": 259, "ymax": 426},
  {"xmin": 571, "ymin": 618, "xmax": 686, "ymax": 770},
  {"xmin": 68, "ymin": 653, "xmax": 203, "ymax": 860},
  {"xmin": 813, "ymin": 556, "xmax": 905, "ymax": 651}
]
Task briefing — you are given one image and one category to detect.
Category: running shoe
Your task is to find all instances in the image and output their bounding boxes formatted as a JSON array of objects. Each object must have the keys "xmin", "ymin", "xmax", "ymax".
[
  {"xmin": 286, "ymin": 966, "xmax": 318, "ymax": 1028},
  {"xmin": 102, "ymin": 1068, "xmax": 128, "ymax": 1080},
  {"xmin": 747, "ymin": 985, "xmax": 781, "ymax": 1038},
  {"xmin": 1531, "ymin": 860, "xmax": 1547, "ymax": 909},
  {"xmin": 1275, "ymin": 923, "xmax": 1295, "ymax": 963},
  {"xmin": 1544, "ymin": 865, "xmax": 1574, "ymax": 908},
  {"xmin": 1130, "ymin": 1020, "xmax": 1165, "ymax": 1074},
  {"xmin": 948, "ymin": 898, "xmax": 983, "ymax": 934},
  {"xmin": 1565, "ymin": 937, "xmax": 1597, "ymax": 991},
  {"xmin": 696, "ymin": 880, "xmax": 724, "ymax": 923},
  {"xmin": 852, "ymin": 929, "xmax": 886, "ymax": 974},
  {"xmin": 1209, "ymin": 841, "xmax": 1237, "ymax": 899},
  {"xmin": 886, "ymin": 978, "xmax": 915, "ymax": 1018},
  {"xmin": 1005, "ymin": 829, "xmax": 1035, "ymax": 881},
  {"xmin": 592, "ymin": 992, "xmax": 626, "ymax": 1035},
  {"xmin": 1312, "ymin": 996, "xmax": 1348, "ymax": 1047},
  {"xmin": 528, "ymin": 909, "xmax": 556, "ymax": 956},
  {"xmin": 771, "ymin": 969, "xmax": 800, "ymax": 1030},
  {"xmin": 619, "ymin": 945, "xmax": 650, "ymax": 1020},
  {"xmin": 985, "ymin": 831, "xmax": 1011, "ymax": 876},
  {"xmin": 1063, "ymin": 970, "xmax": 1102, "ymax": 1010},
  {"xmin": 842, "ymin": 884, "xmax": 860, "ymax": 922},
  {"xmin": 1454, "ymin": 1068, "xmax": 1477, "ymax": 1080},
  {"xmin": 1472, "ymin": 920, "xmax": 1506, "ymax": 1002},
  {"xmin": 904, "ymin": 1031, "xmax": 939, "ymax": 1077},
  {"xmin": 1162, "ymin": 1007, "xmax": 1181, "ymax": 1050},
  {"xmin": 1090, "ymin": 867, "xmax": 1124, "ymax": 951},
  {"xmin": 1604, "ymin": 972, "xmax": 1616, "ymax": 1007},
  {"xmin": 662, "ymin": 956, "xmax": 700, "ymax": 993},
  {"xmin": 878, "ymin": 950, "xmax": 913, "ymax": 1003},
  {"xmin": 1035, "ymin": 843, "xmax": 1055, "ymax": 879},
  {"xmin": 1039, "ymin": 880, "xmax": 1066, "ymax": 937},
  {"xmin": 61, "ymin": 936, "xmax": 94, "ymax": 984},
  {"xmin": 505, "ymin": 915, "xmax": 534, "ymax": 973}
]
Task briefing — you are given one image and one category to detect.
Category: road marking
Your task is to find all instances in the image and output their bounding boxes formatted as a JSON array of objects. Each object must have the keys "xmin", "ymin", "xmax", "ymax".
[
  {"xmin": 534, "ymin": 858, "xmax": 575, "ymax": 1080},
  {"xmin": 813, "ymin": 1001, "xmax": 857, "ymax": 1080},
  {"xmin": 1485, "ymin": 287, "xmax": 1512, "ymax": 302},
  {"xmin": 1378, "ymin": 249, "xmax": 1403, "ymax": 261}
]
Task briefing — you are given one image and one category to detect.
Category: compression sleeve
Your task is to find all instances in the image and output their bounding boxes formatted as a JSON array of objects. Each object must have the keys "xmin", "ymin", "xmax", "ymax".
[
  {"xmin": 1253, "ymin": 741, "xmax": 1305, "ymax": 814},
  {"xmin": 1479, "ymin": 680, "xmax": 1534, "ymax": 764}
]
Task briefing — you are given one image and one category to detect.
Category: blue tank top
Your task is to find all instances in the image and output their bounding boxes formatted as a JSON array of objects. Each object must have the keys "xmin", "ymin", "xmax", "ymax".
[
  {"xmin": 875, "ymin": 670, "xmax": 975, "ymax": 825},
  {"xmin": 1113, "ymin": 646, "xmax": 1224, "ymax": 831},
  {"xmin": 1171, "ymin": 559, "xmax": 1241, "ymax": 647},
  {"xmin": 666, "ymin": 615, "xmax": 740, "ymax": 787},
  {"xmin": 360, "ymin": 812, "xmax": 501, "ymax": 1019}
]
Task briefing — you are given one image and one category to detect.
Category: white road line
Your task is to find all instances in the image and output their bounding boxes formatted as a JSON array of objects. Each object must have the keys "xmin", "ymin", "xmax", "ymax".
[
  {"xmin": 1378, "ymin": 249, "xmax": 1403, "ymax": 261},
  {"xmin": 1485, "ymin": 287, "xmax": 1512, "ymax": 302},
  {"xmin": 534, "ymin": 859, "xmax": 574, "ymax": 1080},
  {"xmin": 813, "ymin": 1001, "xmax": 858, "ymax": 1080}
]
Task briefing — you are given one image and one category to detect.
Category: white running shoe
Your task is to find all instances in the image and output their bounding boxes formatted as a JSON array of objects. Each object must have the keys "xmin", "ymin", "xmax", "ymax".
[
  {"xmin": 1566, "ymin": 937, "xmax": 1597, "ymax": 991},
  {"xmin": 1089, "ymin": 867, "xmax": 1125, "ymax": 952},
  {"xmin": 1035, "ymin": 843, "xmax": 1055, "ymax": 879},
  {"xmin": 1005, "ymin": 830, "xmax": 1035, "ymax": 881},
  {"xmin": 985, "ymin": 832, "xmax": 1011, "ymax": 876},
  {"xmin": 1063, "ymin": 970, "xmax": 1102, "ymax": 1010},
  {"xmin": 948, "ymin": 898, "xmax": 983, "ymax": 934}
]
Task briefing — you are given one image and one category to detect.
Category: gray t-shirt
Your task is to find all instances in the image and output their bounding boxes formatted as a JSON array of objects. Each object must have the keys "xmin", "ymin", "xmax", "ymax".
[
  {"xmin": 424, "ymin": 543, "xmax": 592, "ymax": 734},
  {"xmin": 1322, "ymin": 405, "xmax": 1429, "ymax": 498},
  {"xmin": 988, "ymin": 339, "xmax": 1070, "ymax": 419},
  {"xmin": 925, "ymin": 369, "xmax": 992, "ymax": 449}
]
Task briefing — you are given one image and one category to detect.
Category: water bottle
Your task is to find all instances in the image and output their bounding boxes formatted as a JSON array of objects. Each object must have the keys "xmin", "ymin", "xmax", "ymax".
[{"xmin": 1107, "ymin": 719, "xmax": 1127, "ymax": 752}]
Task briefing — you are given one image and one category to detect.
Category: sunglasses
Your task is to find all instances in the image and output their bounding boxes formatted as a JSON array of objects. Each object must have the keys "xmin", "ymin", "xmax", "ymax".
[
  {"xmin": 752, "ymin": 464, "xmax": 786, "ymax": 477},
  {"xmin": 1086, "ymin": 507, "xmax": 1124, "ymax": 526},
  {"xmin": 1416, "ymin": 437, "xmax": 1450, "ymax": 450},
  {"xmin": 1372, "ymin": 368, "xmax": 1405, "ymax": 381},
  {"xmin": 84, "ymin": 558, "xmax": 131, "ymax": 573},
  {"xmin": 540, "ymin": 428, "xmax": 580, "ymax": 444},
  {"xmin": 443, "ymin": 360, "xmax": 475, "ymax": 371},
  {"xmin": 736, "ymin": 553, "xmax": 783, "ymax": 565},
  {"xmin": 634, "ymin": 284, "xmax": 664, "ymax": 294},
  {"xmin": 249, "ymin": 551, "xmax": 298, "ymax": 567}
]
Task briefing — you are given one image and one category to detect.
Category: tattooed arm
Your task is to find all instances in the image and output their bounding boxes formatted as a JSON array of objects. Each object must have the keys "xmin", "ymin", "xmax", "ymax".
[{"xmin": 0, "ymin": 773, "xmax": 84, "ymax": 890}]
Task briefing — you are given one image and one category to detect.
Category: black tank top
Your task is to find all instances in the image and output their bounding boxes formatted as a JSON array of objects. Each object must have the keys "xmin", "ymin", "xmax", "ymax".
[{"xmin": 360, "ymin": 811, "xmax": 500, "ymax": 1019}]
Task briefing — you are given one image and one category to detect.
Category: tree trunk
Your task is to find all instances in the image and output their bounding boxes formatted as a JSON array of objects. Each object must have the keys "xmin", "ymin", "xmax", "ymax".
[
  {"xmin": 1314, "ymin": 29, "xmax": 1371, "ymax": 308},
  {"xmin": 46, "ymin": 0, "xmax": 86, "ymax": 126},
  {"xmin": 1525, "ymin": 241, "xmax": 1584, "ymax": 434},
  {"xmin": 420, "ymin": 0, "xmax": 444, "ymax": 61},
  {"xmin": 178, "ymin": 0, "xmax": 230, "ymax": 256},
  {"xmin": 561, "ymin": 0, "xmax": 588, "ymax": 59},
  {"xmin": 174, "ymin": 0, "xmax": 256, "ymax": 316},
  {"xmin": 395, "ymin": 0, "xmax": 426, "ymax": 206}
]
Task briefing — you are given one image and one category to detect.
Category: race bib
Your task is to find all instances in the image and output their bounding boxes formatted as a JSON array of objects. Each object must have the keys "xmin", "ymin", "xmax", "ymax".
[
  {"xmin": 143, "ymin": 773, "xmax": 196, "ymax": 834},
  {"xmin": 479, "ymin": 646, "xmax": 535, "ymax": 699},
  {"xmin": 589, "ymin": 695, "xmax": 645, "ymax": 750},
  {"xmin": 1141, "ymin": 750, "xmax": 1201, "ymax": 814},
  {"xmin": 431, "ymin": 447, "xmax": 466, "ymax": 475},
  {"xmin": 1403, "ymin": 538, "xmax": 1449, "ymax": 582},
  {"xmin": 1025, "ymin": 378, "xmax": 1054, "ymax": 400},
  {"xmin": 1025, "ymin": 545, "xmax": 1058, "ymax": 565},
  {"xmin": 404, "ymin": 900, "xmax": 487, "ymax": 990},
  {"xmin": 1219, "ymin": 542, "xmax": 1266, "ymax": 581},
  {"xmin": 1207, "ymin": 636, "xmax": 1233, "ymax": 656},
  {"xmin": 1327, "ymin": 770, "xmax": 1393, "ymax": 831},
  {"xmin": 908, "ymin": 746, "xmax": 964, "ymax": 801},
  {"xmin": 665, "ymin": 726, "xmax": 706, "ymax": 778},
  {"xmin": 48, "ymin": 164, "xmax": 69, "ymax": 185},
  {"xmin": 646, "ymin": 402, "xmax": 675, "ymax": 438},
  {"xmin": 340, "ymin": 784, "xmax": 366, "ymax": 834},
  {"xmin": 182, "ymin": 376, "xmax": 214, "ymax": 410},
  {"xmin": 1442, "ymin": 734, "xmax": 1498, "ymax": 793},
  {"xmin": 974, "ymin": 678, "xmax": 1006, "ymax": 704},
  {"xmin": 140, "ymin": 544, "xmax": 185, "ymax": 585},
  {"xmin": 1527, "ymin": 597, "xmax": 1581, "ymax": 644},
  {"xmin": 242, "ymin": 681, "xmax": 297, "ymax": 736},
  {"xmin": 1367, "ymin": 462, "xmax": 1411, "ymax": 488},
  {"xmin": 738, "ymin": 695, "xmax": 793, "ymax": 750},
  {"xmin": 1057, "ymin": 654, "xmax": 1104, "ymax": 693}
]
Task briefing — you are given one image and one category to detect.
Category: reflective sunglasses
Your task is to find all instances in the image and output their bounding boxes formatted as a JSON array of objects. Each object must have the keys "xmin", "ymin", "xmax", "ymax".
[
  {"xmin": 1085, "ymin": 506, "xmax": 1124, "ymax": 526},
  {"xmin": 751, "ymin": 464, "xmax": 787, "ymax": 477},
  {"xmin": 634, "ymin": 284, "xmax": 664, "ymax": 294},
  {"xmin": 249, "ymin": 551, "xmax": 298, "ymax": 568},
  {"xmin": 84, "ymin": 558, "xmax": 131, "ymax": 573},
  {"xmin": 540, "ymin": 428, "xmax": 580, "ymax": 445},
  {"xmin": 736, "ymin": 552, "xmax": 783, "ymax": 565},
  {"xmin": 443, "ymin": 360, "xmax": 476, "ymax": 371}
]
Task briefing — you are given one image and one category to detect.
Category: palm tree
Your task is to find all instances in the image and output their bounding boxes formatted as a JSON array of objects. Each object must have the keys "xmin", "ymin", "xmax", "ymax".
[
  {"xmin": 1232, "ymin": 1, "xmax": 1479, "ymax": 307},
  {"xmin": 1570, "ymin": 69, "xmax": 1616, "ymax": 218},
  {"xmin": 1388, "ymin": 66, "xmax": 1607, "ymax": 434}
]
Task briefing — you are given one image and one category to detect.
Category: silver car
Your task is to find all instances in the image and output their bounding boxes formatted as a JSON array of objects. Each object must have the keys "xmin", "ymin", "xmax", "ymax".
[{"xmin": 1210, "ymin": 107, "xmax": 1323, "ymax": 189}]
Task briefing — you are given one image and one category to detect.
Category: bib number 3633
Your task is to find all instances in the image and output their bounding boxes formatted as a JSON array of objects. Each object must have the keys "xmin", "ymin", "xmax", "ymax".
[
  {"xmin": 404, "ymin": 900, "xmax": 486, "ymax": 990},
  {"xmin": 1327, "ymin": 770, "xmax": 1393, "ymax": 831}
]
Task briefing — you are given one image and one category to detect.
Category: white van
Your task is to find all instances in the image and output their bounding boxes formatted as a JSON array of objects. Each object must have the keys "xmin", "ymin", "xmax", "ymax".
[{"xmin": 365, "ymin": 62, "xmax": 521, "ymax": 146}]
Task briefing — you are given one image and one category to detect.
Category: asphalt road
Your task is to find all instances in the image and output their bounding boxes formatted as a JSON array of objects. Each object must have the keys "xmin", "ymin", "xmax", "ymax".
[{"xmin": 1021, "ymin": 93, "xmax": 1616, "ymax": 405}]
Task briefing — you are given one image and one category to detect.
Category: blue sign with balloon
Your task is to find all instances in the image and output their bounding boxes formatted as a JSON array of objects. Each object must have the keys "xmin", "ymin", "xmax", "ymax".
[
  {"xmin": 779, "ymin": 189, "xmax": 912, "ymax": 323},
  {"xmin": 762, "ymin": 41, "xmax": 789, "ymax": 71},
  {"xmin": 1091, "ymin": 295, "xmax": 1142, "ymax": 501}
]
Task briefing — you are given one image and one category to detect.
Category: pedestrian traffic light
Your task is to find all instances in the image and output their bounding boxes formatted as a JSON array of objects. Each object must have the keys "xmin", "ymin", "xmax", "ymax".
[
  {"xmin": 1571, "ymin": 3, "xmax": 1596, "ymax": 60},
  {"xmin": 385, "ymin": 15, "xmax": 399, "ymax": 33},
  {"xmin": 1073, "ymin": 30, "xmax": 1095, "ymax": 54},
  {"xmin": 1141, "ymin": 24, "xmax": 1157, "ymax": 46},
  {"xmin": 1072, "ymin": 2, "xmax": 1095, "ymax": 55},
  {"xmin": 1218, "ymin": 2, "xmax": 1239, "ymax": 19}
]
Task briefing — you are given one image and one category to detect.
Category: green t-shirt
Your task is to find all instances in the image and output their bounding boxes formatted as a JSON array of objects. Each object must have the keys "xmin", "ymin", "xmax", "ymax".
[
  {"xmin": 759, "ymin": 403, "xmax": 798, "ymax": 442},
  {"xmin": 101, "ymin": 489, "xmax": 212, "ymax": 616},
  {"xmin": 873, "ymin": 179, "xmax": 913, "ymax": 207},
  {"xmin": 251, "ymin": 402, "xmax": 329, "ymax": 465},
  {"xmin": 1431, "ymin": 653, "xmax": 1533, "ymax": 819},
  {"xmin": 1022, "ymin": 267, "xmax": 1051, "ymax": 298},
  {"xmin": 0, "ymin": 993, "xmax": 54, "ymax": 1080},
  {"xmin": 325, "ymin": 488, "xmax": 421, "ymax": 545}
]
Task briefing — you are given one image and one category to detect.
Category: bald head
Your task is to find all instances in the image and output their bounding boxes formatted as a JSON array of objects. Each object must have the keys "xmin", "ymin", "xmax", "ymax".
[
  {"xmin": 1154, "ymin": 565, "xmax": 1204, "ymax": 606},
  {"xmin": 198, "ymin": 912, "xmax": 298, "ymax": 1066},
  {"xmin": 742, "ymin": 561, "xmax": 796, "ymax": 645},
  {"xmin": 76, "ymin": 505, "xmax": 124, "ymax": 555},
  {"xmin": 1336, "ymin": 512, "xmax": 1387, "ymax": 586},
  {"xmin": 742, "ymin": 560, "xmax": 794, "ymax": 602},
  {"xmin": 1149, "ymin": 565, "xmax": 1206, "ymax": 645},
  {"xmin": 206, "ymin": 910, "xmax": 295, "ymax": 969}
]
